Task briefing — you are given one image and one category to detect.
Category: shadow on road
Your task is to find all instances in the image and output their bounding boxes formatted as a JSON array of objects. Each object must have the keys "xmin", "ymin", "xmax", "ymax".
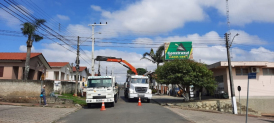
[{"xmin": 82, "ymin": 103, "xmax": 116, "ymax": 109}]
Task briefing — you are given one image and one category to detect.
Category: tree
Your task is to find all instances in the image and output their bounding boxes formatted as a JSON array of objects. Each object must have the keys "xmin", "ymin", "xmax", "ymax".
[
  {"xmin": 21, "ymin": 19, "xmax": 46, "ymax": 80},
  {"xmin": 154, "ymin": 59, "xmax": 217, "ymax": 100},
  {"xmin": 141, "ymin": 45, "xmax": 164, "ymax": 68},
  {"xmin": 141, "ymin": 45, "xmax": 165, "ymax": 93},
  {"xmin": 127, "ymin": 68, "xmax": 147, "ymax": 75}
]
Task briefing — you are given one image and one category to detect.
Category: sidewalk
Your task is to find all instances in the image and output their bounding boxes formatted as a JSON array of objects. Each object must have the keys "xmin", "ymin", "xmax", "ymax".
[
  {"xmin": 0, "ymin": 101, "xmax": 81, "ymax": 123},
  {"xmin": 151, "ymin": 94, "xmax": 274, "ymax": 122},
  {"xmin": 165, "ymin": 106, "xmax": 274, "ymax": 123},
  {"xmin": 0, "ymin": 105, "xmax": 79, "ymax": 123}
]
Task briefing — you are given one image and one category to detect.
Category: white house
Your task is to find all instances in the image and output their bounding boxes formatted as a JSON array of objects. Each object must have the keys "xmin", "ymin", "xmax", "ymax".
[
  {"xmin": 71, "ymin": 66, "xmax": 89, "ymax": 86},
  {"xmin": 46, "ymin": 62, "xmax": 72, "ymax": 81}
]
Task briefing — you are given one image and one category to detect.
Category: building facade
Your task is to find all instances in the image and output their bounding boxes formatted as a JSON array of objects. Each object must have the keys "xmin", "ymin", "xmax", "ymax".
[
  {"xmin": 0, "ymin": 52, "xmax": 50, "ymax": 80},
  {"xmin": 46, "ymin": 62, "xmax": 72, "ymax": 81},
  {"xmin": 208, "ymin": 61, "xmax": 274, "ymax": 98}
]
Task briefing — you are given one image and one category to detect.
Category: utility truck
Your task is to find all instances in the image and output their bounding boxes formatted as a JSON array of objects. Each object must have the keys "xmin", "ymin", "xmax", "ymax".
[
  {"xmin": 95, "ymin": 56, "xmax": 152, "ymax": 103},
  {"xmin": 124, "ymin": 74, "xmax": 152, "ymax": 102},
  {"xmin": 86, "ymin": 76, "xmax": 119, "ymax": 108}
]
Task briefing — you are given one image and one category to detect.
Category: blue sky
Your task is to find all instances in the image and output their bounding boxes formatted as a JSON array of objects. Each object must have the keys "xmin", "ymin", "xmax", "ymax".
[{"xmin": 1, "ymin": 0, "xmax": 274, "ymax": 82}]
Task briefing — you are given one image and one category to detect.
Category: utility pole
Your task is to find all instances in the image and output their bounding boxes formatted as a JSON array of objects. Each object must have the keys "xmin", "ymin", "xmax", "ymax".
[
  {"xmin": 98, "ymin": 61, "xmax": 101, "ymax": 76},
  {"xmin": 106, "ymin": 66, "xmax": 107, "ymax": 76},
  {"xmin": 88, "ymin": 22, "xmax": 107, "ymax": 76},
  {"xmin": 225, "ymin": 33, "xmax": 237, "ymax": 114},
  {"xmin": 74, "ymin": 36, "xmax": 80, "ymax": 96},
  {"xmin": 40, "ymin": 69, "xmax": 44, "ymax": 105}
]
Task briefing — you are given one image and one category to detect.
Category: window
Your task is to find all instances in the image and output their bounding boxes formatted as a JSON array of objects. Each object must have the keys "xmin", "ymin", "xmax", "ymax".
[
  {"xmin": 215, "ymin": 75, "xmax": 223, "ymax": 83},
  {"xmin": 262, "ymin": 68, "xmax": 274, "ymax": 75},
  {"xmin": 0, "ymin": 66, "xmax": 4, "ymax": 77},
  {"xmin": 236, "ymin": 68, "xmax": 248, "ymax": 76}
]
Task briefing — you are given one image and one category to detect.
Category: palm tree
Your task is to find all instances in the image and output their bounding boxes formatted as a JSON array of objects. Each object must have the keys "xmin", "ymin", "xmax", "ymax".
[
  {"xmin": 141, "ymin": 45, "xmax": 165, "ymax": 93},
  {"xmin": 21, "ymin": 19, "xmax": 46, "ymax": 80},
  {"xmin": 141, "ymin": 45, "xmax": 165, "ymax": 68}
]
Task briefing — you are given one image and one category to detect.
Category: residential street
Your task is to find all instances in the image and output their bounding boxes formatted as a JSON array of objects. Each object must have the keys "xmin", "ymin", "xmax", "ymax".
[{"xmin": 57, "ymin": 90, "xmax": 192, "ymax": 123}]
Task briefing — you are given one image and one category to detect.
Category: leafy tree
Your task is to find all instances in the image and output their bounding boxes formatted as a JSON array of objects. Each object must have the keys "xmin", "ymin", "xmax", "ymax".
[
  {"xmin": 154, "ymin": 59, "xmax": 217, "ymax": 99},
  {"xmin": 21, "ymin": 19, "xmax": 46, "ymax": 80},
  {"xmin": 127, "ymin": 68, "xmax": 147, "ymax": 75}
]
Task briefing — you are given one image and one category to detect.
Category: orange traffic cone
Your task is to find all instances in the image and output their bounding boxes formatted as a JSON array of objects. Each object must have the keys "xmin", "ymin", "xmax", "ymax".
[
  {"xmin": 100, "ymin": 102, "xmax": 106, "ymax": 111},
  {"xmin": 137, "ymin": 97, "xmax": 142, "ymax": 106}
]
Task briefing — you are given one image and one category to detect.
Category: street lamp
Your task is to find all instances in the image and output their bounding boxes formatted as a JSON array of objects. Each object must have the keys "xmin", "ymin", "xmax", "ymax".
[{"xmin": 88, "ymin": 22, "xmax": 107, "ymax": 76}]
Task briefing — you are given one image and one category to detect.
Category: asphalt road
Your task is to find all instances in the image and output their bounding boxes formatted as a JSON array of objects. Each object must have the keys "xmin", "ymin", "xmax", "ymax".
[{"xmin": 57, "ymin": 89, "xmax": 191, "ymax": 123}]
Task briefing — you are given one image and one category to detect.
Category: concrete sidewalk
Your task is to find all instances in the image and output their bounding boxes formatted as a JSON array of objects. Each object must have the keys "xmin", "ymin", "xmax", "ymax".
[
  {"xmin": 152, "ymin": 94, "xmax": 274, "ymax": 122},
  {"xmin": 0, "ymin": 105, "xmax": 79, "ymax": 123},
  {"xmin": 166, "ymin": 106, "xmax": 274, "ymax": 123}
]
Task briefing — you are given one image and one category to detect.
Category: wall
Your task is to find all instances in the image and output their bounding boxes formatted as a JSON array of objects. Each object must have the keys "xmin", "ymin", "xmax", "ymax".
[
  {"xmin": 237, "ymin": 97, "xmax": 274, "ymax": 114},
  {"xmin": 0, "ymin": 80, "xmax": 54, "ymax": 97},
  {"xmin": 232, "ymin": 67, "xmax": 274, "ymax": 97},
  {"xmin": 211, "ymin": 67, "xmax": 274, "ymax": 98},
  {"xmin": 211, "ymin": 68, "xmax": 228, "ymax": 94},
  {"xmin": 178, "ymin": 100, "xmax": 261, "ymax": 115},
  {"xmin": 58, "ymin": 81, "xmax": 79, "ymax": 94}
]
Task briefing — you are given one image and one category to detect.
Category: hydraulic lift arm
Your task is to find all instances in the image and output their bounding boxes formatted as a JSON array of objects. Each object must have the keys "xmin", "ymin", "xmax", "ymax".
[{"xmin": 95, "ymin": 56, "xmax": 138, "ymax": 75}]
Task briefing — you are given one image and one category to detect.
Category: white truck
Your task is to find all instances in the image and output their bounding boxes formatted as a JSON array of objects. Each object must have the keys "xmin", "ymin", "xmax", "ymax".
[
  {"xmin": 86, "ymin": 76, "xmax": 119, "ymax": 108},
  {"xmin": 124, "ymin": 74, "xmax": 152, "ymax": 103}
]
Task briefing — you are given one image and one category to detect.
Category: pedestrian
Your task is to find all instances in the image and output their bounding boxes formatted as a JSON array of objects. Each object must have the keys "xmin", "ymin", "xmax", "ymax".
[{"xmin": 41, "ymin": 85, "xmax": 47, "ymax": 106}]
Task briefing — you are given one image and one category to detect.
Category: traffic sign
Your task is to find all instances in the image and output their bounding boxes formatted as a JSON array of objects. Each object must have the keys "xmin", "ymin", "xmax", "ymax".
[{"xmin": 248, "ymin": 73, "xmax": 256, "ymax": 79}]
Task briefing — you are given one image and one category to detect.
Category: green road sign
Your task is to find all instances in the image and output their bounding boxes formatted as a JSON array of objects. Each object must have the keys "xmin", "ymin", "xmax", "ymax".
[{"xmin": 164, "ymin": 42, "xmax": 193, "ymax": 60}]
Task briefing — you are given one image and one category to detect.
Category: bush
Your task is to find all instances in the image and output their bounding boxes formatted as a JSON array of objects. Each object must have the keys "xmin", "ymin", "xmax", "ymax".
[{"xmin": 152, "ymin": 89, "xmax": 158, "ymax": 94}]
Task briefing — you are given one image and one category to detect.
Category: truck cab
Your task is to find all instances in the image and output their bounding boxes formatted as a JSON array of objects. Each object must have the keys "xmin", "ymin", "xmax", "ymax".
[
  {"xmin": 86, "ymin": 76, "xmax": 119, "ymax": 108},
  {"xmin": 124, "ymin": 75, "xmax": 152, "ymax": 102}
]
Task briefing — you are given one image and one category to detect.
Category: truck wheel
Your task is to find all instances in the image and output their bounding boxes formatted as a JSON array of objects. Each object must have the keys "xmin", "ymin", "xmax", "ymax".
[
  {"xmin": 87, "ymin": 103, "xmax": 92, "ymax": 108},
  {"xmin": 111, "ymin": 102, "xmax": 115, "ymax": 107},
  {"xmin": 115, "ymin": 94, "xmax": 118, "ymax": 103},
  {"xmin": 147, "ymin": 99, "xmax": 151, "ymax": 103}
]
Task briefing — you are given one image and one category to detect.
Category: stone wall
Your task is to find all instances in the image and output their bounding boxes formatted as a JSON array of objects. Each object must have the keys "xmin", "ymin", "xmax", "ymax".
[
  {"xmin": 177, "ymin": 100, "xmax": 261, "ymax": 116},
  {"xmin": 0, "ymin": 80, "xmax": 54, "ymax": 103},
  {"xmin": 237, "ymin": 97, "xmax": 274, "ymax": 114},
  {"xmin": 58, "ymin": 81, "xmax": 79, "ymax": 94},
  {"xmin": 0, "ymin": 79, "xmax": 54, "ymax": 97}
]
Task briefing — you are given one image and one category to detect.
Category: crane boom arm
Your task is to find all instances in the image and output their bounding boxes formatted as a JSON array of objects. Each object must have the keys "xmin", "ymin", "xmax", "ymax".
[{"xmin": 95, "ymin": 56, "xmax": 138, "ymax": 75}]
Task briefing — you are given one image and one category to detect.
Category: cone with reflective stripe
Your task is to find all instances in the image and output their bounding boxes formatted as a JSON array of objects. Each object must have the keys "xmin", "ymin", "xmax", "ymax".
[
  {"xmin": 101, "ymin": 101, "xmax": 106, "ymax": 111},
  {"xmin": 137, "ymin": 97, "xmax": 142, "ymax": 106}
]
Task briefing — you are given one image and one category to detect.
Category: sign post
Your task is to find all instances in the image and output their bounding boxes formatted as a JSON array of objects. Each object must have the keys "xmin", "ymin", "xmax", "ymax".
[
  {"xmin": 246, "ymin": 73, "xmax": 256, "ymax": 123},
  {"xmin": 238, "ymin": 86, "xmax": 241, "ymax": 114}
]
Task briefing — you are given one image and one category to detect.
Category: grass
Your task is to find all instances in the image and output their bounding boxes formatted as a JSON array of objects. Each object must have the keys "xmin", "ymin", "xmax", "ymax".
[{"xmin": 58, "ymin": 94, "xmax": 86, "ymax": 106}]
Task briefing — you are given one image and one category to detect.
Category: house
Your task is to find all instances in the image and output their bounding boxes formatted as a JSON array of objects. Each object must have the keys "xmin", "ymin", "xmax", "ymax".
[
  {"xmin": 0, "ymin": 52, "xmax": 50, "ymax": 80},
  {"xmin": 72, "ymin": 66, "xmax": 89, "ymax": 82},
  {"xmin": 46, "ymin": 62, "xmax": 72, "ymax": 81},
  {"xmin": 208, "ymin": 61, "xmax": 274, "ymax": 98}
]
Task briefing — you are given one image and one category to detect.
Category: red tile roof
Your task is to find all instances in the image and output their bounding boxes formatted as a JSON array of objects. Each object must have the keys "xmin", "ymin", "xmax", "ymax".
[
  {"xmin": 73, "ymin": 66, "xmax": 87, "ymax": 72},
  {"xmin": 48, "ymin": 62, "xmax": 69, "ymax": 67},
  {"xmin": 0, "ymin": 52, "xmax": 42, "ymax": 60}
]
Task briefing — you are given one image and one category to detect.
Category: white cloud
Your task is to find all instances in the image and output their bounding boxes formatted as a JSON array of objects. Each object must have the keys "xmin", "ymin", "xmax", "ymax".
[
  {"xmin": 0, "ymin": 10, "xmax": 20, "ymax": 27},
  {"xmin": 90, "ymin": 0, "xmax": 274, "ymax": 36},
  {"xmin": 19, "ymin": 45, "xmax": 35, "ymax": 52},
  {"xmin": 198, "ymin": 0, "xmax": 274, "ymax": 25},
  {"xmin": 57, "ymin": 14, "xmax": 70, "ymax": 20},
  {"xmin": 91, "ymin": 0, "xmax": 207, "ymax": 35},
  {"xmin": 90, "ymin": 5, "xmax": 102, "ymax": 11}
]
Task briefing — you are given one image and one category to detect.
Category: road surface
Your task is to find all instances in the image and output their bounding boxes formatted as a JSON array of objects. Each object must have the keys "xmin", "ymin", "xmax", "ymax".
[{"xmin": 57, "ymin": 89, "xmax": 191, "ymax": 123}]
